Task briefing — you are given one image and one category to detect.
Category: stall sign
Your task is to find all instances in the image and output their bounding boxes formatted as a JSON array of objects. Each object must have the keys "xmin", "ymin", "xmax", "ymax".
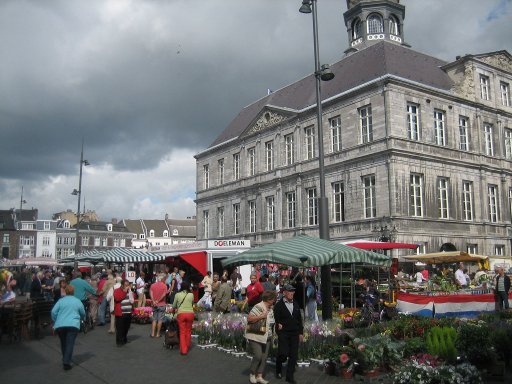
[{"xmin": 126, "ymin": 270, "xmax": 136, "ymax": 283}]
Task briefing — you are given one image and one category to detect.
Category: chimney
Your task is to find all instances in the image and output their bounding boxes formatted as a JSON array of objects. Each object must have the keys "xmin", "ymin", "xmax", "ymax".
[
  {"xmin": 165, "ymin": 213, "xmax": 169, "ymax": 220},
  {"xmin": 111, "ymin": 218, "xmax": 118, "ymax": 225}
]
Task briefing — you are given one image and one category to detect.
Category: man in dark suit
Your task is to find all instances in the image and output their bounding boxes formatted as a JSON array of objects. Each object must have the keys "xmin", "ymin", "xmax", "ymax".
[{"xmin": 273, "ymin": 284, "xmax": 303, "ymax": 384}]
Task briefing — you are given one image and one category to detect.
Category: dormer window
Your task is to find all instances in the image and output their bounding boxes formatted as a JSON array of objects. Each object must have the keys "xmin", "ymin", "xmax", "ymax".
[
  {"xmin": 132, "ymin": 234, "xmax": 137, "ymax": 239},
  {"xmin": 163, "ymin": 230, "xmax": 169, "ymax": 237},
  {"xmin": 367, "ymin": 14, "xmax": 384, "ymax": 34},
  {"xmin": 352, "ymin": 18, "xmax": 362, "ymax": 40},
  {"xmin": 172, "ymin": 229, "xmax": 179, "ymax": 236},
  {"xmin": 64, "ymin": 220, "xmax": 70, "ymax": 229},
  {"xmin": 107, "ymin": 224, "xmax": 113, "ymax": 232},
  {"xmin": 389, "ymin": 15, "xmax": 400, "ymax": 35},
  {"xmin": 140, "ymin": 234, "xmax": 146, "ymax": 239},
  {"xmin": 149, "ymin": 230, "xmax": 155, "ymax": 237}
]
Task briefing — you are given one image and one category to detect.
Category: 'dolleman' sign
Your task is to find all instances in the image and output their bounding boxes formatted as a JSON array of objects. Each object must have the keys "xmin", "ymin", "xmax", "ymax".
[{"xmin": 207, "ymin": 240, "xmax": 251, "ymax": 249}]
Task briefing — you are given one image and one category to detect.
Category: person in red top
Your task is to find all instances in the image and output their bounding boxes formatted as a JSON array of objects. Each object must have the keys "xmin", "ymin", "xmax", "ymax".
[
  {"xmin": 96, "ymin": 273, "xmax": 107, "ymax": 326},
  {"xmin": 149, "ymin": 274, "xmax": 168, "ymax": 338},
  {"xmin": 113, "ymin": 279, "xmax": 134, "ymax": 347},
  {"xmin": 245, "ymin": 274, "xmax": 264, "ymax": 310}
]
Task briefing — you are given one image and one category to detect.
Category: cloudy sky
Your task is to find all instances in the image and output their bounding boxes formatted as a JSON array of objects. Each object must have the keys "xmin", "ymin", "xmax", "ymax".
[{"xmin": 1, "ymin": 0, "xmax": 511, "ymax": 222}]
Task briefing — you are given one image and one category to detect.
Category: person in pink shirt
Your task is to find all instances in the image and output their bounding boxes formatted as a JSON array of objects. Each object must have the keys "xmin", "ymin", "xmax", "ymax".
[{"xmin": 149, "ymin": 274, "xmax": 168, "ymax": 338}]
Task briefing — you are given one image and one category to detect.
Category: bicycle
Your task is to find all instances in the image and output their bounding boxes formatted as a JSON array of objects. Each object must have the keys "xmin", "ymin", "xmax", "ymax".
[
  {"xmin": 80, "ymin": 300, "xmax": 95, "ymax": 334},
  {"xmin": 358, "ymin": 293, "xmax": 380, "ymax": 326}
]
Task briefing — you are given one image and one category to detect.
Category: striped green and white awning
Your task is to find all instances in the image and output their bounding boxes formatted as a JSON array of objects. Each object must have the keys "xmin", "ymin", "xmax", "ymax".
[
  {"xmin": 101, "ymin": 249, "xmax": 166, "ymax": 263},
  {"xmin": 222, "ymin": 235, "xmax": 391, "ymax": 268}
]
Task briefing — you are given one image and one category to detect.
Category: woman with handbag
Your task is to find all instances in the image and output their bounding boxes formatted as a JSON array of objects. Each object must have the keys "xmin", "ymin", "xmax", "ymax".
[
  {"xmin": 246, "ymin": 290, "xmax": 277, "ymax": 384},
  {"xmin": 172, "ymin": 280, "xmax": 194, "ymax": 355}
]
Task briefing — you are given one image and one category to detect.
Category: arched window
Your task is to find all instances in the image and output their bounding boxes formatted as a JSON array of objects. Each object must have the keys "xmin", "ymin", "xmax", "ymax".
[
  {"xmin": 163, "ymin": 230, "xmax": 169, "ymax": 237},
  {"xmin": 106, "ymin": 223, "xmax": 113, "ymax": 232},
  {"xmin": 389, "ymin": 15, "xmax": 400, "ymax": 35},
  {"xmin": 351, "ymin": 18, "xmax": 362, "ymax": 39},
  {"xmin": 63, "ymin": 220, "xmax": 70, "ymax": 229},
  {"xmin": 172, "ymin": 229, "xmax": 179, "ymax": 236},
  {"xmin": 367, "ymin": 13, "xmax": 383, "ymax": 34},
  {"xmin": 149, "ymin": 229, "xmax": 155, "ymax": 237}
]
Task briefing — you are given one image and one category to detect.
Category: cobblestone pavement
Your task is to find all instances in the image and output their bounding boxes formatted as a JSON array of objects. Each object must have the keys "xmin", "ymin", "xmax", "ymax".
[{"xmin": 0, "ymin": 318, "xmax": 507, "ymax": 384}]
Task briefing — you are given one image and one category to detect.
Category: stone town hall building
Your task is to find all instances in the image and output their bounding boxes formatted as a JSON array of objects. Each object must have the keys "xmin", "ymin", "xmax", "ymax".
[{"xmin": 195, "ymin": 0, "xmax": 512, "ymax": 258}]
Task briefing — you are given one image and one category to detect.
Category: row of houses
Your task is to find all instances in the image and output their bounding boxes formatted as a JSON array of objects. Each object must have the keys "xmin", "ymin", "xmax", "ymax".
[{"xmin": 0, "ymin": 209, "xmax": 196, "ymax": 262}]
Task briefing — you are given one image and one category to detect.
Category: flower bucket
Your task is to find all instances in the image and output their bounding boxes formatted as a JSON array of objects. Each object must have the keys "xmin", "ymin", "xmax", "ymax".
[
  {"xmin": 365, "ymin": 368, "xmax": 380, "ymax": 377},
  {"xmin": 340, "ymin": 368, "xmax": 353, "ymax": 379}
]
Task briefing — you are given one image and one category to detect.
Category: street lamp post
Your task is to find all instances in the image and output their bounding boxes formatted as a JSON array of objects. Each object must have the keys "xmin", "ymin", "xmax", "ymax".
[
  {"xmin": 71, "ymin": 141, "xmax": 90, "ymax": 271},
  {"xmin": 299, "ymin": 0, "xmax": 335, "ymax": 320},
  {"xmin": 18, "ymin": 186, "xmax": 27, "ymax": 258}
]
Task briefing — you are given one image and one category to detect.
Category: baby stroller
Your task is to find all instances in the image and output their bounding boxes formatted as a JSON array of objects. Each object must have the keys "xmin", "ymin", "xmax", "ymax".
[{"xmin": 163, "ymin": 318, "xmax": 180, "ymax": 349}]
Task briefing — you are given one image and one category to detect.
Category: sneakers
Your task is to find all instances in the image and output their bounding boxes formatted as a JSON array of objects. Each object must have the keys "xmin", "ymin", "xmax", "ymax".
[
  {"xmin": 249, "ymin": 374, "xmax": 257, "ymax": 384},
  {"xmin": 257, "ymin": 378, "xmax": 269, "ymax": 384}
]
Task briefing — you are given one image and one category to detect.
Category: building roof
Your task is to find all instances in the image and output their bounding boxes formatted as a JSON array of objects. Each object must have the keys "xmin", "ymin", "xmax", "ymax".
[
  {"xmin": 0, "ymin": 210, "xmax": 16, "ymax": 230},
  {"xmin": 208, "ymin": 41, "xmax": 453, "ymax": 149},
  {"xmin": 123, "ymin": 218, "xmax": 197, "ymax": 238}
]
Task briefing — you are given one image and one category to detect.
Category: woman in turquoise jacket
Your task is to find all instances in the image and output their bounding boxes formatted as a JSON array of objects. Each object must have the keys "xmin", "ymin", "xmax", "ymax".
[{"xmin": 51, "ymin": 284, "xmax": 85, "ymax": 370}]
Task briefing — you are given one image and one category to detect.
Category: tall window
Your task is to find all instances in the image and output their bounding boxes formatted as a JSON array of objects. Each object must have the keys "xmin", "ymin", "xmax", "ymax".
[
  {"xmin": 42, "ymin": 236, "xmax": 50, "ymax": 246},
  {"xmin": 488, "ymin": 185, "xmax": 499, "ymax": 223},
  {"xmin": 265, "ymin": 141, "xmax": 274, "ymax": 171},
  {"xmin": 459, "ymin": 116, "xmax": 469, "ymax": 151},
  {"xmin": 363, "ymin": 175, "xmax": 376, "ymax": 218},
  {"xmin": 330, "ymin": 116, "xmax": 341, "ymax": 152},
  {"xmin": 83, "ymin": 237, "xmax": 90, "ymax": 246},
  {"xmin": 203, "ymin": 164, "xmax": 209, "ymax": 189},
  {"xmin": 266, "ymin": 196, "xmax": 275, "ymax": 231},
  {"xmin": 304, "ymin": 126, "xmax": 315, "ymax": 160},
  {"xmin": 284, "ymin": 134, "xmax": 294, "ymax": 165},
  {"xmin": 233, "ymin": 203, "xmax": 240, "ymax": 235},
  {"xmin": 332, "ymin": 182, "xmax": 345, "ymax": 222},
  {"xmin": 406, "ymin": 103, "xmax": 420, "ymax": 140},
  {"xmin": 286, "ymin": 192, "xmax": 296, "ymax": 228},
  {"xmin": 434, "ymin": 110, "xmax": 446, "ymax": 146},
  {"xmin": 352, "ymin": 18, "xmax": 362, "ymax": 39},
  {"xmin": 249, "ymin": 200, "xmax": 256, "ymax": 233},
  {"xmin": 467, "ymin": 244, "xmax": 478, "ymax": 254},
  {"xmin": 509, "ymin": 188, "xmax": 512, "ymax": 220},
  {"xmin": 218, "ymin": 159, "xmax": 224, "ymax": 185},
  {"xmin": 44, "ymin": 221, "xmax": 50, "ymax": 230},
  {"xmin": 495, "ymin": 245, "xmax": 505, "ymax": 257},
  {"xmin": 484, "ymin": 124, "xmax": 494, "ymax": 156},
  {"xmin": 505, "ymin": 128, "xmax": 512, "ymax": 159},
  {"xmin": 500, "ymin": 82, "xmax": 510, "ymax": 107},
  {"xmin": 438, "ymin": 178, "xmax": 450, "ymax": 219},
  {"xmin": 217, "ymin": 207, "xmax": 224, "ymax": 237},
  {"xmin": 233, "ymin": 153, "xmax": 240, "ymax": 180},
  {"xmin": 367, "ymin": 13, "xmax": 383, "ymax": 34},
  {"xmin": 480, "ymin": 75, "xmax": 490, "ymax": 100},
  {"xmin": 307, "ymin": 188, "xmax": 318, "ymax": 225},
  {"xmin": 247, "ymin": 147, "xmax": 256, "ymax": 176},
  {"xmin": 203, "ymin": 210, "xmax": 209, "ymax": 238},
  {"xmin": 389, "ymin": 15, "xmax": 400, "ymax": 35},
  {"xmin": 359, "ymin": 106, "xmax": 373, "ymax": 144},
  {"xmin": 462, "ymin": 181, "xmax": 474, "ymax": 221},
  {"xmin": 410, "ymin": 174, "xmax": 424, "ymax": 217}
]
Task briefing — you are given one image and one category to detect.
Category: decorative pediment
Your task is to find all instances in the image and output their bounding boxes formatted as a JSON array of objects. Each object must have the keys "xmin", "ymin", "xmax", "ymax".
[
  {"xmin": 244, "ymin": 109, "xmax": 290, "ymax": 137},
  {"xmin": 477, "ymin": 53, "xmax": 512, "ymax": 73}
]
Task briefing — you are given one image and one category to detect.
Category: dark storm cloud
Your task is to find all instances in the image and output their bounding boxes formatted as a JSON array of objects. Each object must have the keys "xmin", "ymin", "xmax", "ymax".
[{"xmin": 0, "ymin": 0, "xmax": 510, "ymax": 220}]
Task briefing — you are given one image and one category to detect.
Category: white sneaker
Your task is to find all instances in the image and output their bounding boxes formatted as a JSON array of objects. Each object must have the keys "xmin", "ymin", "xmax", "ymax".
[
  {"xmin": 257, "ymin": 378, "xmax": 269, "ymax": 384},
  {"xmin": 249, "ymin": 374, "xmax": 257, "ymax": 384}
]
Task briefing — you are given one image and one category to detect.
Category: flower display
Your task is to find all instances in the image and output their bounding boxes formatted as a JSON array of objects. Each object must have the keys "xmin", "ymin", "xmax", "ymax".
[{"xmin": 132, "ymin": 306, "xmax": 153, "ymax": 324}]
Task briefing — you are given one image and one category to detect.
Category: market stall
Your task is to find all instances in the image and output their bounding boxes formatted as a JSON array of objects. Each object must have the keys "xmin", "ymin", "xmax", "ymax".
[{"xmin": 396, "ymin": 251, "xmax": 506, "ymax": 318}]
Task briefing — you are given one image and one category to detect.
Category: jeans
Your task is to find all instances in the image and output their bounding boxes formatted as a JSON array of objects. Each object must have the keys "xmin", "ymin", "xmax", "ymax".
[
  {"xmin": 98, "ymin": 298, "xmax": 108, "ymax": 325},
  {"xmin": 57, "ymin": 327, "xmax": 79, "ymax": 366},
  {"xmin": 249, "ymin": 340, "xmax": 270, "ymax": 375},
  {"xmin": 177, "ymin": 312, "xmax": 194, "ymax": 354},
  {"xmin": 497, "ymin": 291, "xmax": 510, "ymax": 310}
]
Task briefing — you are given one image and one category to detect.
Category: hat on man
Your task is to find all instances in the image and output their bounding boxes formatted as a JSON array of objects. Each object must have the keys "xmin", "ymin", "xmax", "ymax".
[{"xmin": 283, "ymin": 284, "xmax": 296, "ymax": 292}]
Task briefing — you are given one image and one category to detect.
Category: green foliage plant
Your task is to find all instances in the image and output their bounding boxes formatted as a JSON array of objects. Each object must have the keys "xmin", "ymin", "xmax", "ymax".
[{"xmin": 426, "ymin": 326, "xmax": 458, "ymax": 364}]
